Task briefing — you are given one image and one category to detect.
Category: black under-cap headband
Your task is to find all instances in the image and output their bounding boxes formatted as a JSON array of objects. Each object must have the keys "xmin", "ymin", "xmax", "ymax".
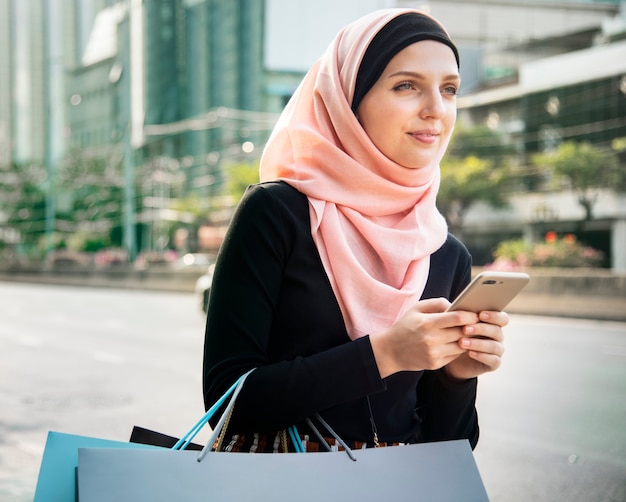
[{"xmin": 352, "ymin": 13, "xmax": 460, "ymax": 112}]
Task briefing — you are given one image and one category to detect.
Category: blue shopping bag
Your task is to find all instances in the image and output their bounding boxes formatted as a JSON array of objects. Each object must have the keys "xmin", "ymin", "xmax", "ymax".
[{"xmin": 33, "ymin": 431, "xmax": 158, "ymax": 502}]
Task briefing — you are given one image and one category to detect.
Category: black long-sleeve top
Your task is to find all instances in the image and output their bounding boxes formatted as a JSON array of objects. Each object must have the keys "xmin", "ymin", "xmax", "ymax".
[{"xmin": 203, "ymin": 181, "xmax": 479, "ymax": 448}]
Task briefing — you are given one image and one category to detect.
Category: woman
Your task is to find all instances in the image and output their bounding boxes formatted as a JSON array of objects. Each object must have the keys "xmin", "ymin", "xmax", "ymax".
[{"xmin": 202, "ymin": 9, "xmax": 507, "ymax": 452}]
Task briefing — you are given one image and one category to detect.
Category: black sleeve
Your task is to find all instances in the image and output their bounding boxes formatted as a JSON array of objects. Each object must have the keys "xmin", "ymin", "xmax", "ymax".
[
  {"xmin": 416, "ymin": 372, "xmax": 479, "ymax": 448},
  {"xmin": 202, "ymin": 183, "xmax": 385, "ymax": 432},
  {"xmin": 418, "ymin": 241, "xmax": 480, "ymax": 448}
]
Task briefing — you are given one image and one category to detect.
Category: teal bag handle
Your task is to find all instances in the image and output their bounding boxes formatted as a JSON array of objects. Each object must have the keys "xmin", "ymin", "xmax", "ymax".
[
  {"xmin": 197, "ymin": 368, "xmax": 256, "ymax": 461},
  {"xmin": 288, "ymin": 425, "xmax": 305, "ymax": 453},
  {"xmin": 172, "ymin": 369, "xmax": 255, "ymax": 451}
]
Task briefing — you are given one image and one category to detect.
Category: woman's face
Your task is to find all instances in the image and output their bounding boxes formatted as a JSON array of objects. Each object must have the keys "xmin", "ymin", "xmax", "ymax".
[{"xmin": 356, "ymin": 40, "xmax": 460, "ymax": 170}]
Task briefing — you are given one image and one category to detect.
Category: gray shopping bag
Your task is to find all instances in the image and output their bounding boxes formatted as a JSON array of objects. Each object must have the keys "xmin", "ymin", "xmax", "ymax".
[{"xmin": 77, "ymin": 439, "xmax": 487, "ymax": 501}]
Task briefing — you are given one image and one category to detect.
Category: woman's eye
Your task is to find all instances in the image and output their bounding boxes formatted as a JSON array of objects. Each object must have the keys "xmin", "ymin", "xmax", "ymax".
[
  {"xmin": 393, "ymin": 81, "xmax": 415, "ymax": 91},
  {"xmin": 443, "ymin": 85, "xmax": 458, "ymax": 96}
]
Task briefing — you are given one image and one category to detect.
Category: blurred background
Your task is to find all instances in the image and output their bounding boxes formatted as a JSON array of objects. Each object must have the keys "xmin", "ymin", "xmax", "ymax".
[{"xmin": 0, "ymin": 0, "xmax": 625, "ymax": 272}]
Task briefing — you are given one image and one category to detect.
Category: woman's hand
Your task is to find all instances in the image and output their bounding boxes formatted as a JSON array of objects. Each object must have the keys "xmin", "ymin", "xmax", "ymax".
[
  {"xmin": 443, "ymin": 310, "xmax": 508, "ymax": 381},
  {"xmin": 370, "ymin": 298, "xmax": 480, "ymax": 378}
]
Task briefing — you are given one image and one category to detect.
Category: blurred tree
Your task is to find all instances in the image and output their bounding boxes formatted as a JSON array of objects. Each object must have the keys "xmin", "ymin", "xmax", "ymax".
[
  {"xmin": 56, "ymin": 148, "xmax": 125, "ymax": 250},
  {"xmin": 0, "ymin": 161, "xmax": 48, "ymax": 257},
  {"xmin": 170, "ymin": 193, "xmax": 209, "ymax": 220},
  {"xmin": 439, "ymin": 126, "xmax": 512, "ymax": 235},
  {"xmin": 167, "ymin": 160, "xmax": 259, "ymax": 252},
  {"xmin": 611, "ymin": 136, "xmax": 626, "ymax": 167},
  {"xmin": 224, "ymin": 160, "xmax": 260, "ymax": 202},
  {"xmin": 438, "ymin": 155, "xmax": 509, "ymax": 235},
  {"xmin": 446, "ymin": 124, "xmax": 516, "ymax": 161},
  {"xmin": 169, "ymin": 160, "xmax": 259, "ymax": 226},
  {"xmin": 531, "ymin": 141, "xmax": 624, "ymax": 221}
]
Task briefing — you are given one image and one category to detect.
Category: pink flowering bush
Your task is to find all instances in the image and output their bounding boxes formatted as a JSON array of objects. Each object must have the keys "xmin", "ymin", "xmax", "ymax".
[{"xmin": 490, "ymin": 233, "xmax": 604, "ymax": 269}]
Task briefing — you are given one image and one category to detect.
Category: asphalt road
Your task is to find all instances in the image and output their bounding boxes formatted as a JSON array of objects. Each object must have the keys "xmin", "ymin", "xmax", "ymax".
[{"xmin": 1, "ymin": 282, "xmax": 625, "ymax": 501}]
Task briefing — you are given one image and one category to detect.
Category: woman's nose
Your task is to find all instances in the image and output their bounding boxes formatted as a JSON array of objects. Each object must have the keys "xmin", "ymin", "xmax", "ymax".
[{"xmin": 420, "ymin": 90, "xmax": 445, "ymax": 119}]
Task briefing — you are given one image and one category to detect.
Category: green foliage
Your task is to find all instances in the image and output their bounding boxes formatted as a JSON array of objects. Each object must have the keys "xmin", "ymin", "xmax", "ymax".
[
  {"xmin": 54, "ymin": 148, "xmax": 125, "ymax": 249},
  {"xmin": 225, "ymin": 160, "xmax": 259, "ymax": 202},
  {"xmin": 447, "ymin": 124, "xmax": 516, "ymax": 161},
  {"xmin": 612, "ymin": 136, "xmax": 626, "ymax": 153},
  {"xmin": 438, "ymin": 125, "xmax": 513, "ymax": 233},
  {"xmin": 0, "ymin": 161, "xmax": 48, "ymax": 256},
  {"xmin": 440, "ymin": 155, "xmax": 508, "ymax": 207},
  {"xmin": 439, "ymin": 155, "xmax": 509, "ymax": 231},
  {"xmin": 65, "ymin": 232, "xmax": 111, "ymax": 252},
  {"xmin": 170, "ymin": 193, "xmax": 209, "ymax": 219},
  {"xmin": 531, "ymin": 141, "xmax": 624, "ymax": 219},
  {"xmin": 492, "ymin": 232, "xmax": 604, "ymax": 268},
  {"xmin": 532, "ymin": 141, "xmax": 622, "ymax": 191},
  {"xmin": 57, "ymin": 148, "xmax": 123, "ymax": 190}
]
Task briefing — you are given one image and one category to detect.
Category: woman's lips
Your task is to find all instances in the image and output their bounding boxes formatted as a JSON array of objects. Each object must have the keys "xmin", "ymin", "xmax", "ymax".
[{"xmin": 409, "ymin": 131, "xmax": 439, "ymax": 144}]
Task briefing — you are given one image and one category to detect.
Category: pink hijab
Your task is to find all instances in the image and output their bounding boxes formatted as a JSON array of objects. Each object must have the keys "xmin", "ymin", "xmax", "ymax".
[{"xmin": 259, "ymin": 9, "xmax": 451, "ymax": 339}]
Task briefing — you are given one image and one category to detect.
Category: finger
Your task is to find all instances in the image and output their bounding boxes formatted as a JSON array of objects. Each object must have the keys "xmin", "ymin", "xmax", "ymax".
[
  {"xmin": 419, "ymin": 327, "xmax": 468, "ymax": 358},
  {"xmin": 460, "ymin": 337, "xmax": 505, "ymax": 357},
  {"xmin": 415, "ymin": 297, "xmax": 452, "ymax": 314},
  {"xmin": 441, "ymin": 322, "xmax": 482, "ymax": 347},
  {"xmin": 439, "ymin": 310, "xmax": 480, "ymax": 330},
  {"xmin": 412, "ymin": 299, "xmax": 481, "ymax": 328},
  {"xmin": 463, "ymin": 322, "xmax": 504, "ymax": 342},
  {"xmin": 467, "ymin": 350, "xmax": 502, "ymax": 372},
  {"xmin": 478, "ymin": 310, "xmax": 509, "ymax": 327}
]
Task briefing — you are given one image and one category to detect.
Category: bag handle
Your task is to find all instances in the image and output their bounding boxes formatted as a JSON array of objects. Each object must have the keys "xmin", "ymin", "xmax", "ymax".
[
  {"xmin": 196, "ymin": 368, "xmax": 255, "ymax": 461},
  {"xmin": 185, "ymin": 368, "xmax": 355, "ymax": 462},
  {"xmin": 307, "ymin": 414, "xmax": 356, "ymax": 461},
  {"xmin": 172, "ymin": 369, "xmax": 255, "ymax": 451}
]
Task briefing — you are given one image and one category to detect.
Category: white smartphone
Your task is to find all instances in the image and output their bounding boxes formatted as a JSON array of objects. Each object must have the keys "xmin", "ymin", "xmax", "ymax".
[{"xmin": 446, "ymin": 271, "xmax": 530, "ymax": 312}]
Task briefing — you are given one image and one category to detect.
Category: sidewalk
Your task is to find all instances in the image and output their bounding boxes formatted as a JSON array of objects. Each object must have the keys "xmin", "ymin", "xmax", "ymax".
[
  {"xmin": 507, "ymin": 291, "xmax": 626, "ymax": 322},
  {"xmin": 1, "ymin": 267, "xmax": 625, "ymax": 323}
]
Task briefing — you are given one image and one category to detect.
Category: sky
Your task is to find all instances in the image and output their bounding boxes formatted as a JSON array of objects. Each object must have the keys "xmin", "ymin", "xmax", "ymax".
[{"xmin": 264, "ymin": 0, "xmax": 395, "ymax": 71}]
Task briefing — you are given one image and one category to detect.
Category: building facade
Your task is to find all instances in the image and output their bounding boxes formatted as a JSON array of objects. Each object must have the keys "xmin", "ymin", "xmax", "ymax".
[
  {"xmin": 1, "ymin": 0, "xmax": 624, "ymax": 268},
  {"xmin": 454, "ymin": 7, "xmax": 626, "ymax": 270},
  {"xmin": 0, "ymin": 0, "xmax": 273, "ymax": 257}
]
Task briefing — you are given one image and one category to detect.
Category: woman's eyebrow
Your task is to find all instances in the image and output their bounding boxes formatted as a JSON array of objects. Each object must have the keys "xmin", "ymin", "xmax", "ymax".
[{"xmin": 386, "ymin": 70, "xmax": 460, "ymax": 82}]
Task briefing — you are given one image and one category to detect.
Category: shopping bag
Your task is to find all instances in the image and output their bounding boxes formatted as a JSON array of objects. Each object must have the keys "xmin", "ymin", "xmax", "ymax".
[
  {"xmin": 33, "ymin": 431, "xmax": 158, "ymax": 502},
  {"xmin": 78, "ymin": 438, "xmax": 486, "ymax": 501},
  {"xmin": 77, "ymin": 370, "xmax": 489, "ymax": 501}
]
